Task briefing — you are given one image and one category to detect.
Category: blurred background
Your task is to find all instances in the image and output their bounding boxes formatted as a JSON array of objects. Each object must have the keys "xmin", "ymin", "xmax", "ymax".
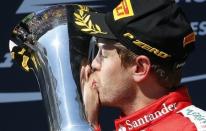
[{"xmin": 0, "ymin": 0, "xmax": 205, "ymax": 131}]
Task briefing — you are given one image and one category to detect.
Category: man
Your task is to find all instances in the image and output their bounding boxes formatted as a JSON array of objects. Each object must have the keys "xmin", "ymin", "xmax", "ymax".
[{"xmin": 75, "ymin": 0, "xmax": 206, "ymax": 130}]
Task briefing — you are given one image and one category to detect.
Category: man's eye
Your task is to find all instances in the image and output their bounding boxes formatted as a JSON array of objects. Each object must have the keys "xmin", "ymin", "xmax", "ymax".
[
  {"xmin": 96, "ymin": 47, "xmax": 108, "ymax": 59},
  {"xmin": 101, "ymin": 51, "xmax": 108, "ymax": 58},
  {"xmin": 102, "ymin": 55, "xmax": 108, "ymax": 58}
]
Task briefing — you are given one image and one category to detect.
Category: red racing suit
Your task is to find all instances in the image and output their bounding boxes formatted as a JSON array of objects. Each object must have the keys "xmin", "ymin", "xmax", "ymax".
[{"xmin": 114, "ymin": 86, "xmax": 206, "ymax": 131}]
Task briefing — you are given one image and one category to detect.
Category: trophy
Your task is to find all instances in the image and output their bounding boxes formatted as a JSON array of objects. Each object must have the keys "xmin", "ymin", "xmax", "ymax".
[{"xmin": 9, "ymin": 5, "xmax": 94, "ymax": 131}]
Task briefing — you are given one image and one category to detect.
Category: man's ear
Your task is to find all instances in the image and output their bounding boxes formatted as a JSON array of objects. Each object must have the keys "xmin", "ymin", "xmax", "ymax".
[{"xmin": 132, "ymin": 55, "xmax": 151, "ymax": 82}]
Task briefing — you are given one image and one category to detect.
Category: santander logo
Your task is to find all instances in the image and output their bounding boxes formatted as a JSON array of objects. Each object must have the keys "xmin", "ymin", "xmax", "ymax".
[{"xmin": 125, "ymin": 103, "xmax": 177, "ymax": 130}]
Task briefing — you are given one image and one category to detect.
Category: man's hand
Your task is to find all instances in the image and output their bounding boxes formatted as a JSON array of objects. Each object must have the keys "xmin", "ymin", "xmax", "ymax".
[{"xmin": 80, "ymin": 64, "xmax": 100, "ymax": 128}]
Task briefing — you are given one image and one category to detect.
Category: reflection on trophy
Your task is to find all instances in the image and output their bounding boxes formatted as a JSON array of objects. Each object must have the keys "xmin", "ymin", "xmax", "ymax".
[{"xmin": 9, "ymin": 5, "xmax": 93, "ymax": 131}]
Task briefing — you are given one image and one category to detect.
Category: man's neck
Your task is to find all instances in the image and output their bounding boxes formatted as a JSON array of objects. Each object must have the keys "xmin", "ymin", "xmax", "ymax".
[{"xmin": 120, "ymin": 82, "xmax": 169, "ymax": 116}]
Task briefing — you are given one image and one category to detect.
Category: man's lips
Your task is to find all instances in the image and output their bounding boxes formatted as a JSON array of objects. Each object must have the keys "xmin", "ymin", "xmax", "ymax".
[{"xmin": 92, "ymin": 79, "xmax": 97, "ymax": 88}]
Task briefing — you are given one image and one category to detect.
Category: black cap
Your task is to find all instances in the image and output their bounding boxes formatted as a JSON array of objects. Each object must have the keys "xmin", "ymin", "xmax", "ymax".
[{"xmin": 73, "ymin": 0, "xmax": 195, "ymax": 69}]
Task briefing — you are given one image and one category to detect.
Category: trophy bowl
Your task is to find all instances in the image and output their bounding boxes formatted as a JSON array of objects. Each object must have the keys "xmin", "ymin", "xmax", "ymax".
[{"xmin": 9, "ymin": 5, "xmax": 93, "ymax": 131}]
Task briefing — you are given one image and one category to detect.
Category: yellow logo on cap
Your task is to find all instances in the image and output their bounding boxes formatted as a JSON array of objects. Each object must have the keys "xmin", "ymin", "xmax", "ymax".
[
  {"xmin": 113, "ymin": 0, "xmax": 134, "ymax": 21},
  {"xmin": 74, "ymin": 6, "xmax": 107, "ymax": 35},
  {"xmin": 123, "ymin": 32, "xmax": 171, "ymax": 59}
]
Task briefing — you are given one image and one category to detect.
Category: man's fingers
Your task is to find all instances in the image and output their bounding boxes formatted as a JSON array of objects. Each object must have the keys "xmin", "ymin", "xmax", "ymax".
[{"xmin": 84, "ymin": 65, "xmax": 91, "ymax": 81}]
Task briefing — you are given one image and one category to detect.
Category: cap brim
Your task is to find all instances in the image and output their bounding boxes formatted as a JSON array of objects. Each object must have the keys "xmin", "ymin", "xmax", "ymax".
[{"xmin": 74, "ymin": 9, "xmax": 116, "ymax": 39}]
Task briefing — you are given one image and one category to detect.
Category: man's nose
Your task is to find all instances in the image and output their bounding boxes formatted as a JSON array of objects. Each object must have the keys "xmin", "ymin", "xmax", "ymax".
[{"xmin": 91, "ymin": 57, "xmax": 101, "ymax": 71}]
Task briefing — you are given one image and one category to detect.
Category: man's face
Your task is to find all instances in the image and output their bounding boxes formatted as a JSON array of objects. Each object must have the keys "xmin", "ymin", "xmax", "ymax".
[{"xmin": 91, "ymin": 38, "xmax": 136, "ymax": 107}]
